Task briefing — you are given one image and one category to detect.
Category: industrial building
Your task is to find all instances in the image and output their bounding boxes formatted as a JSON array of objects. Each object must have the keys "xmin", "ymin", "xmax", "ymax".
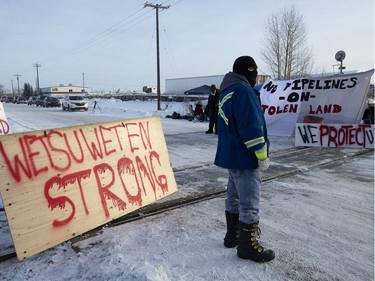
[{"xmin": 40, "ymin": 84, "xmax": 87, "ymax": 97}]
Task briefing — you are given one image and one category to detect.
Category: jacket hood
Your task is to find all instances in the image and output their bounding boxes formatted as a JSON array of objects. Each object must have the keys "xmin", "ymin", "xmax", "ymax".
[{"xmin": 219, "ymin": 72, "xmax": 249, "ymax": 92}]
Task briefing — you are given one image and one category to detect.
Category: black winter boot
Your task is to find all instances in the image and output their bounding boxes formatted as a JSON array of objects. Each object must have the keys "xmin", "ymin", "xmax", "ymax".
[
  {"xmin": 237, "ymin": 221, "xmax": 275, "ymax": 262},
  {"xmin": 223, "ymin": 211, "xmax": 239, "ymax": 248}
]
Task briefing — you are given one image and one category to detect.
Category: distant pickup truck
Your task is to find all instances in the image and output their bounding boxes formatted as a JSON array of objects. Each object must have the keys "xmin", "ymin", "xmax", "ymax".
[{"xmin": 62, "ymin": 95, "xmax": 88, "ymax": 111}]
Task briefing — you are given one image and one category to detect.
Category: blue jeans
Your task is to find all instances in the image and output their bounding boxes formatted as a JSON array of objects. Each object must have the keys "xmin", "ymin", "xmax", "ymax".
[{"xmin": 225, "ymin": 169, "xmax": 261, "ymax": 224}]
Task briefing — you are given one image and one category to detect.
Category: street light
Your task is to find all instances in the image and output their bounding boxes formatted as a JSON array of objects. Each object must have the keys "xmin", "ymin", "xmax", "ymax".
[
  {"xmin": 82, "ymin": 72, "xmax": 85, "ymax": 93},
  {"xmin": 14, "ymin": 74, "xmax": 21, "ymax": 97}
]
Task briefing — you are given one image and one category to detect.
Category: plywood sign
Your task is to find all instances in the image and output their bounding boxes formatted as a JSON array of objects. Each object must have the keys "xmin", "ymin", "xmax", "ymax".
[
  {"xmin": 0, "ymin": 116, "xmax": 177, "ymax": 260},
  {"xmin": 295, "ymin": 123, "xmax": 374, "ymax": 148}
]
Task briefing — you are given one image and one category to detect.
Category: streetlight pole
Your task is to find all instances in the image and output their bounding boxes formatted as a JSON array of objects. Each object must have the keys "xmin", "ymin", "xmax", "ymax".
[
  {"xmin": 144, "ymin": 2, "xmax": 170, "ymax": 111},
  {"xmin": 11, "ymin": 79, "xmax": 14, "ymax": 98},
  {"xmin": 82, "ymin": 72, "xmax": 85, "ymax": 94},
  {"xmin": 14, "ymin": 74, "xmax": 21, "ymax": 97},
  {"xmin": 33, "ymin": 63, "xmax": 41, "ymax": 96}
]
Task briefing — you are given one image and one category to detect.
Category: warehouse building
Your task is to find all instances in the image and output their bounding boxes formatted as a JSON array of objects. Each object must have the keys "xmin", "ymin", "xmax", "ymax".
[{"xmin": 40, "ymin": 84, "xmax": 87, "ymax": 97}]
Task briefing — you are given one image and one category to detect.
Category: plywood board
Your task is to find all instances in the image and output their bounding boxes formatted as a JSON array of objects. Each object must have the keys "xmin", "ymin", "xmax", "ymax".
[{"xmin": 0, "ymin": 116, "xmax": 177, "ymax": 260}]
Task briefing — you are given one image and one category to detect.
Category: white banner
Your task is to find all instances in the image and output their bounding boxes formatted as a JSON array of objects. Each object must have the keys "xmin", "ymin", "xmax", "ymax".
[
  {"xmin": 259, "ymin": 69, "xmax": 374, "ymax": 136},
  {"xmin": 0, "ymin": 102, "xmax": 10, "ymax": 135},
  {"xmin": 295, "ymin": 123, "xmax": 374, "ymax": 148}
]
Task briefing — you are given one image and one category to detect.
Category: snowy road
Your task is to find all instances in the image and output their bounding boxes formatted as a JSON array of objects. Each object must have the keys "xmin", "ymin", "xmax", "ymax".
[
  {"xmin": 0, "ymin": 100, "xmax": 374, "ymax": 281},
  {"xmin": 4, "ymin": 102, "xmax": 132, "ymax": 132}
]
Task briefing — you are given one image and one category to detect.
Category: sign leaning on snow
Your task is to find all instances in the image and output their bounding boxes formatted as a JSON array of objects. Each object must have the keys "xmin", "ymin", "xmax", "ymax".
[
  {"xmin": 0, "ymin": 102, "xmax": 10, "ymax": 135},
  {"xmin": 259, "ymin": 69, "xmax": 374, "ymax": 136},
  {"xmin": 295, "ymin": 123, "xmax": 374, "ymax": 148},
  {"xmin": 0, "ymin": 116, "xmax": 178, "ymax": 260}
]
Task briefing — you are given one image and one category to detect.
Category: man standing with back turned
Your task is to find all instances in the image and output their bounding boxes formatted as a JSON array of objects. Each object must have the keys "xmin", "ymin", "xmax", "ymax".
[{"xmin": 214, "ymin": 56, "xmax": 275, "ymax": 263}]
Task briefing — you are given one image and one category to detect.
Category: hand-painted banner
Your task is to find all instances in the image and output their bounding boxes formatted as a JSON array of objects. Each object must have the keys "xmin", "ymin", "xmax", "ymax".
[
  {"xmin": 259, "ymin": 69, "xmax": 374, "ymax": 136},
  {"xmin": 295, "ymin": 123, "xmax": 374, "ymax": 148},
  {"xmin": 0, "ymin": 102, "xmax": 10, "ymax": 135},
  {"xmin": 0, "ymin": 116, "xmax": 177, "ymax": 260}
]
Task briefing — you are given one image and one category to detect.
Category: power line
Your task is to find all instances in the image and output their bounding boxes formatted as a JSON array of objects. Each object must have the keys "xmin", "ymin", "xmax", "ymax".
[
  {"xmin": 39, "ymin": 8, "xmax": 154, "ymax": 64},
  {"xmin": 12, "ymin": 2, "xmax": 183, "ymax": 92},
  {"xmin": 160, "ymin": 24, "xmax": 179, "ymax": 79}
]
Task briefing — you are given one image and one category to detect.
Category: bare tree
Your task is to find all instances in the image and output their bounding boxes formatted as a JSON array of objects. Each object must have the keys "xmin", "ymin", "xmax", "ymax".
[{"xmin": 261, "ymin": 6, "xmax": 314, "ymax": 80}]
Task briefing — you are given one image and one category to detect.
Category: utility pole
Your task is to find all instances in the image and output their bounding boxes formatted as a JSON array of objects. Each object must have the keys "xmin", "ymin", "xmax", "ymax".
[
  {"xmin": 14, "ymin": 74, "xmax": 21, "ymax": 97},
  {"xmin": 33, "ymin": 63, "xmax": 41, "ymax": 96},
  {"xmin": 82, "ymin": 72, "xmax": 85, "ymax": 93},
  {"xmin": 11, "ymin": 79, "xmax": 14, "ymax": 97},
  {"xmin": 144, "ymin": 2, "xmax": 170, "ymax": 111}
]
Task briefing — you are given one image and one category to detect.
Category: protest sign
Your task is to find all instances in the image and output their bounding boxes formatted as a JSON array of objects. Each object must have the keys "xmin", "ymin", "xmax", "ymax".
[
  {"xmin": 0, "ymin": 116, "xmax": 177, "ymax": 260},
  {"xmin": 0, "ymin": 102, "xmax": 10, "ymax": 135},
  {"xmin": 295, "ymin": 123, "xmax": 374, "ymax": 148},
  {"xmin": 260, "ymin": 69, "xmax": 374, "ymax": 136}
]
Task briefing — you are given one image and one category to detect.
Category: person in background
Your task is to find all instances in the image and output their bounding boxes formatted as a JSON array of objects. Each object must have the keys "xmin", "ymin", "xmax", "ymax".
[
  {"xmin": 214, "ymin": 56, "xmax": 275, "ymax": 263},
  {"xmin": 205, "ymin": 84, "xmax": 219, "ymax": 134},
  {"xmin": 193, "ymin": 101, "xmax": 206, "ymax": 122},
  {"xmin": 362, "ymin": 104, "xmax": 374, "ymax": 124}
]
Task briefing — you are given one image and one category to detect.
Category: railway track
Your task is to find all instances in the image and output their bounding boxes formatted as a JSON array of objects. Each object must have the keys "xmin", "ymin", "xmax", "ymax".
[{"xmin": 0, "ymin": 146, "xmax": 372, "ymax": 262}]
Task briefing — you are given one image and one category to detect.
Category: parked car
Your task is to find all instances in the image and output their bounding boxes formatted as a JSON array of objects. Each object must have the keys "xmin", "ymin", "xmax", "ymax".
[
  {"xmin": 36, "ymin": 95, "xmax": 48, "ymax": 107},
  {"xmin": 5, "ymin": 96, "xmax": 14, "ymax": 103},
  {"xmin": 16, "ymin": 96, "xmax": 27, "ymax": 104},
  {"xmin": 62, "ymin": 95, "xmax": 88, "ymax": 111},
  {"xmin": 27, "ymin": 96, "xmax": 37, "ymax": 105},
  {"xmin": 43, "ymin": 96, "xmax": 61, "ymax": 108},
  {"xmin": 1, "ymin": 96, "xmax": 7, "ymax": 103}
]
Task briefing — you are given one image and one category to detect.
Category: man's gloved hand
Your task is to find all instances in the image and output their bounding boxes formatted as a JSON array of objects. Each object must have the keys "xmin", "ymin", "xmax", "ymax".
[
  {"xmin": 255, "ymin": 144, "xmax": 270, "ymax": 171},
  {"xmin": 257, "ymin": 157, "xmax": 270, "ymax": 171}
]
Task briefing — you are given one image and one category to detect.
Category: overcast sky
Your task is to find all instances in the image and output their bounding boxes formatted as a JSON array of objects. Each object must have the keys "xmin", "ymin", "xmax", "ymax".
[{"xmin": 0, "ymin": 0, "xmax": 374, "ymax": 93}]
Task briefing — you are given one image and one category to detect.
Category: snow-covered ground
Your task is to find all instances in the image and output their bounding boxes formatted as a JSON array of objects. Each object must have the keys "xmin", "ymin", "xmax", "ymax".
[{"xmin": 0, "ymin": 99, "xmax": 374, "ymax": 281}]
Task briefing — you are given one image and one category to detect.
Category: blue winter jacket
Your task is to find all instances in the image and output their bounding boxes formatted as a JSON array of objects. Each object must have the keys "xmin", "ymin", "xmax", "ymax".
[{"xmin": 214, "ymin": 72, "xmax": 269, "ymax": 169}]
